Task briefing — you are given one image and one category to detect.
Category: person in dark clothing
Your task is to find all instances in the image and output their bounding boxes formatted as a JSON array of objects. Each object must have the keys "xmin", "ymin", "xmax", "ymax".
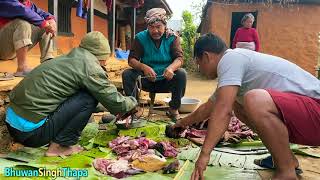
[{"xmin": 122, "ymin": 8, "xmax": 186, "ymax": 120}]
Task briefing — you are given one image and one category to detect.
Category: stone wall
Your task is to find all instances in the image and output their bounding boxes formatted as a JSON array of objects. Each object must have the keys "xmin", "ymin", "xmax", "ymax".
[
  {"xmin": 0, "ymin": 91, "xmax": 12, "ymax": 153},
  {"xmin": 0, "ymin": 78, "xmax": 22, "ymax": 153}
]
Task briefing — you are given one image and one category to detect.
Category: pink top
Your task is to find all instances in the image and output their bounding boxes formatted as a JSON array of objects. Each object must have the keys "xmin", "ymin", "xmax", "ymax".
[{"xmin": 232, "ymin": 27, "xmax": 260, "ymax": 51}]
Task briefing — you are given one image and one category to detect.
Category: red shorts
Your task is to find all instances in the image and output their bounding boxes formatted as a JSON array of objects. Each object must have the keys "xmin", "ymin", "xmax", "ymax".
[{"xmin": 266, "ymin": 89, "xmax": 320, "ymax": 146}]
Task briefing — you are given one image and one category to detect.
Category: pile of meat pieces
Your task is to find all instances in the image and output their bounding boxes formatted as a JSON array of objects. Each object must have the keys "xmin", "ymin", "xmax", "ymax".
[
  {"xmin": 108, "ymin": 136, "xmax": 156, "ymax": 161},
  {"xmin": 223, "ymin": 116, "xmax": 257, "ymax": 142},
  {"xmin": 93, "ymin": 159, "xmax": 143, "ymax": 179},
  {"xmin": 108, "ymin": 136, "xmax": 178, "ymax": 160},
  {"xmin": 166, "ymin": 116, "xmax": 257, "ymax": 143},
  {"xmin": 93, "ymin": 136, "xmax": 179, "ymax": 178}
]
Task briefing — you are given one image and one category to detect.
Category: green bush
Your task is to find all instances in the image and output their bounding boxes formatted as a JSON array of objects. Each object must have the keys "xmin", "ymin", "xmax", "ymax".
[{"xmin": 181, "ymin": 11, "xmax": 197, "ymax": 72}]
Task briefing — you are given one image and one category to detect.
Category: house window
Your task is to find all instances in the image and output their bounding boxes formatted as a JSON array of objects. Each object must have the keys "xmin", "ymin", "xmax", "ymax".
[{"xmin": 48, "ymin": 0, "xmax": 74, "ymax": 36}]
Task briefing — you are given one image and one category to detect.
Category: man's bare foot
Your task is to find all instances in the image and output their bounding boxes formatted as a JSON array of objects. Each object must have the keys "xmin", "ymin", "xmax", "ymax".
[
  {"xmin": 14, "ymin": 67, "xmax": 32, "ymax": 77},
  {"xmin": 273, "ymin": 154, "xmax": 299, "ymax": 180},
  {"xmin": 45, "ymin": 143, "xmax": 83, "ymax": 157},
  {"xmin": 16, "ymin": 66, "xmax": 32, "ymax": 73},
  {"xmin": 272, "ymin": 169, "xmax": 298, "ymax": 180}
]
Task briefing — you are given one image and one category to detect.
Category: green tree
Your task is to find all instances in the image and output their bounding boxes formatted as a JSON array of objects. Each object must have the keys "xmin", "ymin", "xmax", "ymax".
[
  {"xmin": 181, "ymin": 10, "xmax": 197, "ymax": 71},
  {"xmin": 190, "ymin": 0, "xmax": 206, "ymax": 25}
]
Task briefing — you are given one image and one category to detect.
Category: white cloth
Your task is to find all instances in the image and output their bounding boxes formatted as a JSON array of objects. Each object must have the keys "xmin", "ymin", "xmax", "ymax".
[{"xmin": 236, "ymin": 42, "xmax": 255, "ymax": 51}]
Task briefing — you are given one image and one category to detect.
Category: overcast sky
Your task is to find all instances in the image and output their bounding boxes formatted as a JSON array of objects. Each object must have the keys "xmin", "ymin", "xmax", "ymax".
[{"xmin": 166, "ymin": 0, "xmax": 205, "ymax": 21}]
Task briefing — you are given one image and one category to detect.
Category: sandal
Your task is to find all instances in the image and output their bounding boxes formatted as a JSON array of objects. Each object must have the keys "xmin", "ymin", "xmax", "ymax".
[
  {"xmin": 0, "ymin": 72, "xmax": 14, "ymax": 81},
  {"xmin": 166, "ymin": 109, "xmax": 180, "ymax": 122},
  {"xmin": 13, "ymin": 70, "xmax": 31, "ymax": 77},
  {"xmin": 101, "ymin": 114, "xmax": 116, "ymax": 123},
  {"xmin": 254, "ymin": 155, "xmax": 303, "ymax": 175}
]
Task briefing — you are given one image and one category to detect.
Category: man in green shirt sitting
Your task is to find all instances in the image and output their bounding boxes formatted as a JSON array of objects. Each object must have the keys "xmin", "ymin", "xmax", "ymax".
[
  {"xmin": 122, "ymin": 8, "xmax": 186, "ymax": 120},
  {"xmin": 5, "ymin": 31, "xmax": 137, "ymax": 157}
]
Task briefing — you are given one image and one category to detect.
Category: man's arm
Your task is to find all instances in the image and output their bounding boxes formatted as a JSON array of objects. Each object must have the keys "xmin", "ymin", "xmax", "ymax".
[
  {"xmin": 174, "ymin": 99, "xmax": 214, "ymax": 128},
  {"xmin": 83, "ymin": 69, "xmax": 138, "ymax": 115},
  {"xmin": 128, "ymin": 38, "xmax": 144, "ymax": 70},
  {"xmin": 191, "ymin": 85, "xmax": 238, "ymax": 180},
  {"xmin": 200, "ymin": 85, "xmax": 239, "ymax": 155},
  {"xmin": 163, "ymin": 36, "xmax": 183, "ymax": 80},
  {"xmin": 31, "ymin": 3, "xmax": 54, "ymax": 20},
  {"xmin": 0, "ymin": 0, "xmax": 50, "ymax": 28},
  {"xmin": 168, "ymin": 36, "xmax": 183, "ymax": 71}
]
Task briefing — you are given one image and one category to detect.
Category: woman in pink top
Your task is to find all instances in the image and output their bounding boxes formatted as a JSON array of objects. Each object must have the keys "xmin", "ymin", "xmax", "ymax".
[{"xmin": 232, "ymin": 13, "xmax": 260, "ymax": 51}]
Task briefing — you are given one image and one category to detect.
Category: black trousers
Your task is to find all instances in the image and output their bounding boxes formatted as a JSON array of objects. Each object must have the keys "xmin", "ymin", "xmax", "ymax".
[
  {"xmin": 122, "ymin": 68, "xmax": 187, "ymax": 109},
  {"xmin": 6, "ymin": 91, "xmax": 98, "ymax": 147}
]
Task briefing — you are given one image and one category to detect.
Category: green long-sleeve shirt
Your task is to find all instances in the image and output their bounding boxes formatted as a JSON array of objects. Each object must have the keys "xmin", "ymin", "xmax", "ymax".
[{"xmin": 9, "ymin": 47, "xmax": 137, "ymax": 123}]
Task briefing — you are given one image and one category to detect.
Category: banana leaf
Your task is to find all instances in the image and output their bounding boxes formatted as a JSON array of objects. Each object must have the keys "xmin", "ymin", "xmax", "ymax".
[
  {"xmin": 5, "ymin": 147, "xmax": 46, "ymax": 163},
  {"xmin": 219, "ymin": 140, "xmax": 264, "ymax": 148},
  {"xmin": 178, "ymin": 147, "xmax": 269, "ymax": 170},
  {"xmin": 79, "ymin": 123, "xmax": 100, "ymax": 146},
  {"xmin": 93, "ymin": 130, "xmax": 118, "ymax": 147},
  {"xmin": 118, "ymin": 122, "xmax": 191, "ymax": 147},
  {"xmin": 0, "ymin": 157, "xmax": 57, "ymax": 180},
  {"xmin": 38, "ymin": 154, "xmax": 93, "ymax": 168},
  {"xmin": 292, "ymin": 147, "xmax": 320, "ymax": 158},
  {"xmin": 118, "ymin": 122, "xmax": 166, "ymax": 138},
  {"xmin": 80, "ymin": 148, "xmax": 111, "ymax": 159},
  {"xmin": 0, "ymin": 158, "xmax": 24, "ymax": 174},
  {"xmin": 82, "ymin": 166, "xmax": 117, "ymax": 180},
  {"xmin": 0, "ymin": 175, "xmax": 49, "ymax": 180},
  {"xmin": 125, "ymin": 172, "xmax": 172, "ymax": 180},
  {"xmin": 174, "ymin": 160, "xmax": 261, "ymax": 180}
]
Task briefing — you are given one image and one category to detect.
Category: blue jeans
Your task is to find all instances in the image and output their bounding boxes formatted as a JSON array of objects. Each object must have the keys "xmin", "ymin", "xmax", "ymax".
[{"xmin": 6, "ymin": 91, "xmax": 98, "ymax": 147}]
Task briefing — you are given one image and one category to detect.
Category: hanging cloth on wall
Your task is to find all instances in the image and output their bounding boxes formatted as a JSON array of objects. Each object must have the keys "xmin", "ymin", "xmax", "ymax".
[
  {"xmin": 104, "ymin": 0, "xmax": 113, "ymax": 12},
  {"xmin": 132, "ymin": 0, "xmax": 144, "ymax": 8},
  {"xmin": 76, "ymin": 0, "xmax": 91, "ymax": 19}
]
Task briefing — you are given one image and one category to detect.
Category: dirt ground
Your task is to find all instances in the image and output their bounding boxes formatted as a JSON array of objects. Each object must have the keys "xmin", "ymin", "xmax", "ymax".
[{"xmin": 154, "ymin": 72, "xmax": 217, "ymax": 103}]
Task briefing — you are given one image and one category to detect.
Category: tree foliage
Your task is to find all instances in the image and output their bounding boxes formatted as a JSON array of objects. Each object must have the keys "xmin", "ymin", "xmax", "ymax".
[{"xmin": 181, "ymin": 10, "xmax": 197, "ymax": 71}]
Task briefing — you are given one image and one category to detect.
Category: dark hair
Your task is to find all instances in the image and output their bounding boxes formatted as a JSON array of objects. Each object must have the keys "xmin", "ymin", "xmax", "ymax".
[{"xmin": 194, "ymin": 33, "xmax": 227, "ymax": 58}]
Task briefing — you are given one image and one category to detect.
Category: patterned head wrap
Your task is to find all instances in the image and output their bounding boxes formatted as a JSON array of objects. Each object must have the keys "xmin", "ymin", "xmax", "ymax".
[{"xmin": 144, "ymin": 8, "xmax": 168, "ymax": 25}]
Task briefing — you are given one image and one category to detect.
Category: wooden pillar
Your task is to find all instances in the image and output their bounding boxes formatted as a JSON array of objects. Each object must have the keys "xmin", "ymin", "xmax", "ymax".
[
  {"xmin": 112, "ymin": 0, "xmax": 116, "ymax": 54},
  {"xmin": 133, "ymin": 7, "xmax": 136, "ymax": 36},
  {"xmin": 87, "ymin": 0, "xmax": 94, "ymax": 32},
  {"xmin": 53, "ymin": 0, "xmax": 58, "ymax": 49}
]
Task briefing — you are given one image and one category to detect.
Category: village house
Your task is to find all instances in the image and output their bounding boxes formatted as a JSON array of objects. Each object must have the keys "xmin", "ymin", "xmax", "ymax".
[
  {"xmin": 0, "ymin": 0, "xmax": 172, "ymax": 74},
  {"xmin": 198, "ymin": 0, "xmax": 320, "ymax": 76}
]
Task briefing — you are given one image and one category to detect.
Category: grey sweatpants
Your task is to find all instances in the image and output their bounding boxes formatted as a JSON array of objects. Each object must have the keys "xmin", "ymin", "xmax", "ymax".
[{"xmin": 0, "ymin": 19, "xmax": 54, "ymax": 62}]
